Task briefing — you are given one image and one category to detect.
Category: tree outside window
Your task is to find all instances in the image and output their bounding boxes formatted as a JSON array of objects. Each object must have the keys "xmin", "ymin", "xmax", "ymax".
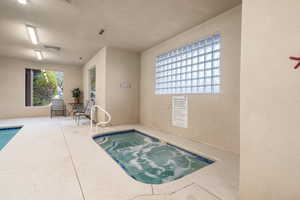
[{"xmin": 25, "ymin": 68, "xmax": 64, "ymax": 106}]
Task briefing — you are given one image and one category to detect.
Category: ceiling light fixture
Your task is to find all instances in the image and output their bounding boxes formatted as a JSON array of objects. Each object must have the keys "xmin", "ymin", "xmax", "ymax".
[
  {"xmin": 26, "ymin": 25, "xmax": 39, "ymax": 45},
  {"xmin": 18, "ymin": 0, "xmax": 28, "ymax": 5},
  {"xmin": 35, "ymin": 50, "xmax": 43, "ymax": 60}
]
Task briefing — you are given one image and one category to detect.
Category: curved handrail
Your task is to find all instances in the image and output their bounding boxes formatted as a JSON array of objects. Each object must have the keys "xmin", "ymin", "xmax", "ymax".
[{"xmin": 90, "ymin": 105, "xmax": 111, "ymax": 129}]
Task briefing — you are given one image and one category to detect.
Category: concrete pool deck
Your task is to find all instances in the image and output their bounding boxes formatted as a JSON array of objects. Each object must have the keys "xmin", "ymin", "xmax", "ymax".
[{"xmin": 0, "ymin": 117, "xmax": 239, "ymax": 200}]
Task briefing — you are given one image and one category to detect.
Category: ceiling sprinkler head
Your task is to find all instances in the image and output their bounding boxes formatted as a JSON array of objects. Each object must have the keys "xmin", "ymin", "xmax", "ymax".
[{"xmin": 99, "ymin": 29, "xmax": 105, "ymax": 35}]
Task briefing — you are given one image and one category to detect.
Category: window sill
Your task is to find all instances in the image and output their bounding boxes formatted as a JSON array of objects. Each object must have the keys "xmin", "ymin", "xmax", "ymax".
[{"xmin": 25, "ymin": 105, "xmax": 51, "ymax": 108}]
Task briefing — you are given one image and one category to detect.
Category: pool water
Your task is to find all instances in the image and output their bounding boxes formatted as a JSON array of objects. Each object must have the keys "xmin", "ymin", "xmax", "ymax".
[
  {"xmin": 93, "ymin": 130, "xmax": 214, "ymax": 184},
  {"xmin": 0, "ymin": 127, "xmax": 21, "ymax": 150}
]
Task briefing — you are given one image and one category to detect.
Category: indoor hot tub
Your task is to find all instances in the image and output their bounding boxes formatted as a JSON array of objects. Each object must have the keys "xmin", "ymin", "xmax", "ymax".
[{"xmin": 93, "ymin": 130, "xmax": 214, "ymax": 184}]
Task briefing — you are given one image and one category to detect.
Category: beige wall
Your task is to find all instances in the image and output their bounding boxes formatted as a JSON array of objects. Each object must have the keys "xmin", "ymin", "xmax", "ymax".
[
  {"xmin": 0, "ymin": 56, "xmax": 82, "ymax": 119},
  {"xmin": 140, "ymin": 5, "xmax": 241, "ymax": 154},
  {"xmin": 106, "ymin": 47, "xmax": 140, "ymax": 125},
  {"xmin": 240, "ymin": 0, "xmax": 300, "ymax": 199},
  {"xmin": 82, "ymin": 47, "xmax": 140, "ymax": 125}
]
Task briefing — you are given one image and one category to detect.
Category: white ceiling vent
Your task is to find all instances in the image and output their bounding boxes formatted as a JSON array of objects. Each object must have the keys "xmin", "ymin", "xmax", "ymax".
[{"xmin": 43, "ymin": 45, "xmax": 61, "ymax": 51}]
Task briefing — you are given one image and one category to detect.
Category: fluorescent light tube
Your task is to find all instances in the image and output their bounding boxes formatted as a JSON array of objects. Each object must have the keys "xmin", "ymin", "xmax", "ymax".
[
  {"xmin": 35, "ymin": 50, "xmax": 43, "ymax": 60},
  {"xmin": 26, "ymin": 25, "xmax": 39, "ymax": 45},
  {"xmin": 18, "ymin": 0, "xmax": 28, "ymax": 5}
]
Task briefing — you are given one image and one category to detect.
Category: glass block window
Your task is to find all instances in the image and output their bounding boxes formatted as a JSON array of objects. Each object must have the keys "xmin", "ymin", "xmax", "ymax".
[{"xmin": 155, "ymin": 34, "xmax": 221, "ymax": 95}]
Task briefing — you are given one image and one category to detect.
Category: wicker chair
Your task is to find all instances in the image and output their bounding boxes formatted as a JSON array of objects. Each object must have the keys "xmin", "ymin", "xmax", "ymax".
[{"xmin": 50, "ymin": 98, "xmax": 66, "ymax": 118}]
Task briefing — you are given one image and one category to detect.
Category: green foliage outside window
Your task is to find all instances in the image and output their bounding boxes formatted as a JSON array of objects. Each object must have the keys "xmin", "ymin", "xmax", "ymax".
[{"xmin": 33, "ymin": 70, "xmax": 58, "ymax": 106}]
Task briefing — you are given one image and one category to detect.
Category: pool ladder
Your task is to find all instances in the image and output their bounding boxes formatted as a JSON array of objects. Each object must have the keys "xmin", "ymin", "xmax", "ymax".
[{"xmin": 90, "ymin": 105, "xmax": 111, "ymax": 132}]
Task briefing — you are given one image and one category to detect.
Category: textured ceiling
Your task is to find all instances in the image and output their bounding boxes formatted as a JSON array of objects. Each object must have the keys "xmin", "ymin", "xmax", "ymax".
[{"xmin": 0, "ymin": 0, "xmax": 241, "ymax": 66}]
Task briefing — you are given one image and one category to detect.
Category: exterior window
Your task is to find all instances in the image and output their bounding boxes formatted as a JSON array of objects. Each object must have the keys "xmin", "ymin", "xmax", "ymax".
[
  {"xmin": 89, "ymin": 67, "xmax": 96, "ymax": 100},
  {"xmin": 155, "ymin": 34, "xmax": 220, "ymax": 95},
  {"xmin": 25, "ymin": 68, "xmax": 64, "ymax": 106}
]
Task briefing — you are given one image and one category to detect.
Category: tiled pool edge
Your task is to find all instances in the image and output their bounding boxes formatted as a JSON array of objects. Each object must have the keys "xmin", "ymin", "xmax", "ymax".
[{"xmin": 0, "ymin": 125, "xmax": 24, "ymax": 130}]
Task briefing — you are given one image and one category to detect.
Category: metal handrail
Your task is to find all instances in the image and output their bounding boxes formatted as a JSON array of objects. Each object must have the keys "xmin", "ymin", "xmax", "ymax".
[{"xmin": 90, "ymin": 105, "xmax": 111, "ymax": 130}]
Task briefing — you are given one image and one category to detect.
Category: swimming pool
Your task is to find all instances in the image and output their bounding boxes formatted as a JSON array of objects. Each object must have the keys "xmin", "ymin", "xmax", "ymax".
[
  {"xmin": 93, "ymin": 130, "xmax": 214, "ymax": 184},
  {"xmin": 0, "ymin": 127, "xmax": 22, "ymax": 150}
]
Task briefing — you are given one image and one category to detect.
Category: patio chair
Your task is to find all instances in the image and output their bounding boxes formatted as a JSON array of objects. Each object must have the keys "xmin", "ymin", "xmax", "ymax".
[
  {"xmin": 74, "ymin": 100, "xmax": 94, "ymax": 125},
  {"xmin": 50, "ymin": 98, "xmax": 66, "ymax": 118}
]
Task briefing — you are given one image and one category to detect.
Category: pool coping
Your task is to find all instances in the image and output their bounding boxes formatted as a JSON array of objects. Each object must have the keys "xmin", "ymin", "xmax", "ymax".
[{"xmin": 0, "ymin": 125, "xmax": 24, "ymax": 130}]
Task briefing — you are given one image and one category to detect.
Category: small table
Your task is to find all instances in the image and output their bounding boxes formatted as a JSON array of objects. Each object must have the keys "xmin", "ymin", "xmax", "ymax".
[{"xmin": 68, "ymin": 103, "xmax": 83, "ymax": 118}]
